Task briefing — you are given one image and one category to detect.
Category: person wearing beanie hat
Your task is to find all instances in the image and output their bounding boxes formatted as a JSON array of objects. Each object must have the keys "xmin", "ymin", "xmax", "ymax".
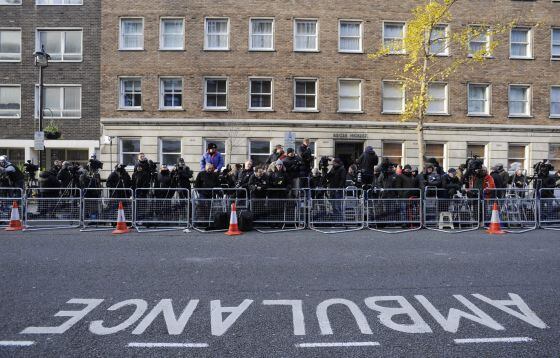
[
  {"xmin": 283, "ymin": 148, "xmax": 302, "ymax": 189},
  {"xmin": 200, "ymin": 142, "xmax": 224, "ymax": 172},
  {"xmin": 357, "ymin": 146, "xmax": 379, "ymax": 186},
  {"xmin": 266, "ymin": 144, "xmax": 286, "ymax": 165},
  {"xmin": 397, "ymin": 163, "xmax": 420, "ymax": 199},
  {"xmin": 442, "ymin": 167, "xmax": 462, "ymax": 198},
  {"xmin": 269, "ymin": 158, "xmax": 290, "ymax": 199}
]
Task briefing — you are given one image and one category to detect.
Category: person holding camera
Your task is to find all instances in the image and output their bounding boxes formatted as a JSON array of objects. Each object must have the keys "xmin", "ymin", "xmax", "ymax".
[
  {"xmin": 171, "ymin": 158, "xmax": 193, "ymax": 193},
  {"xmin": 200, "ymin": 143, "xmax": 224, "ymax": 173},
  {"xmin": 133, "ymin": 153, "xmax": 156, "ymax": 197},
  {"xmin": 236, "ymin": 160, "xmax": 254, "ymax": 190},
  {"xmin": 195, "ymin": 163, "xmax": 219, "ymax": 198},
  {"xmin": 298, "ymin": 139, "xmax": 313, "ymax": 178},
  {"xmin": 107, "ymin": 164, "xmax": 132, "ymax": 199},
  {"xmin": 0, "ymin": 155, "xmax": 24, "ymax": 191},
  {"xmin": 357, "ymin": 146, "xmax": 379, "ymax": 186}
]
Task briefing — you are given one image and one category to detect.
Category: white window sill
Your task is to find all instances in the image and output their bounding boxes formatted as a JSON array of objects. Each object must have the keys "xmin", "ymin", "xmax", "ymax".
[
  {"xmin": 508, "ymin": 115, "xmax": 533, "ymax": 118},
  {"xmin": 0, "ymin": 59, "xmax": 22, "ymax": 63},
  {"xmin": 0, "ymin": 116, "xmax": 21, "ymax": 119},
  {"xmin": 549, "ymin": 115, "xmax": 560, "ymax": 119},
  {"xmin": 159, "ymin": 48, "xmax": 185, "ymax": 51},
  {"xmin": 248, "ymin": 108, "xmax": 274, "ymax": 112},
  {"xmin": 338, "ymin": 50, "xmax": 363, "ymax": 54},
  {"xmin": 118, "ymin": 48, "xmax": 145, "ymax": 51},
  {"xmin": 36, "ymin": 117, "xmax": 82, "ymax": 120},
  {"xmin": 248, "ymin": 49, "xmax": 276, "ymax": 52},
  {"xmin": 203, "ymin": 48, "xmax": 230, "ymax": 52},
  {"xmin": 159, "ymin": 108, "xmax": 184, "ymax": 111},
  {"xmin": 118, "ymin": 108, "xmax": 143, "ymax": 111},
  {"xmin": 386, "ymin": 52, "xmax": 406, "ymax": 55},
  {"xmin": 426, "ymin": 112, "xmax": 451, "ymax": 116},
  {"xmin": 467, "ymin": 54, "xmax": 494, "ymax": 59},
  {"xmin": 551, "ymin": 57, "xmax": 560, "ymax": 61},
  {"xmin": 293, "ymin": 49, "xmax": 320, "ymax": 53},
  {"xmin": 337, "ymin": 110, "xmax": 364, "ymax": 114},
  {"xmin": 467, "ymin": 113, "xmax": 492, "ymax": 117},
  {"xmin": 293, "ymin": 109, "xmax": 319, "ymax": 113},
  {"xmin": 381, "ymin": 111, "xmax": 403, "ymax": 115},
  {"xmin": 430, "ymin": 53, "xmax": 449, "ymax": 57},
  {"xmin": 509, "ymin": 56, "xmax": 534, "ymax": 60},
  {"xmin": 203, "ymin": 108, "xmax": 228, "ymax": 112},
  {"xmin": 46, "ymin": 59, "xmax": 83, "ymax": 63}
]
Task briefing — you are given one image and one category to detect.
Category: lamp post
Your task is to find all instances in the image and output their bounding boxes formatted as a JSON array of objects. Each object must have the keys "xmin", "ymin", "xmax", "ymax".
[{"xmin": 34, "ymin": 45, "xmax": 50, "ymax": 171}]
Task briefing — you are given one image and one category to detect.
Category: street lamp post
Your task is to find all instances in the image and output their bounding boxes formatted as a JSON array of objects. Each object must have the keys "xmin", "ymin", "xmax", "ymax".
[{"xmin": 34, "ymin": 46, "xmax": 50, "ymax": 171}]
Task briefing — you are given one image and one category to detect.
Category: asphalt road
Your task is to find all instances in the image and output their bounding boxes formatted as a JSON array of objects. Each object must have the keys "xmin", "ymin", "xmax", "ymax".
[{"xmin": 0, "ymin": 228, "xmax": 559, "ymax": 357}]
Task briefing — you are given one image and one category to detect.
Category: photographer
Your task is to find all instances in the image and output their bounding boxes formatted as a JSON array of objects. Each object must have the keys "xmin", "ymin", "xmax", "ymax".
[
  {"xmin": 398, "ymin": 164, "xmax": 420, "ymax": 199},
  {"xmin": 378, "ymin": 160, "xmax": 400, "ymax": 198},
  {"xmin": 357, "ymin": 146, "xmax": 379, "ymax": 186},
  {"xmin": 269, "ymin": 160, "xmax": 291, "ymax": 199},
  {"xmin": 23, "ymin": 160, "xmax": 39, "ymax": 187},
  {"xmin": 57, "ymin": 161, "xmax": 73, "ymax": 189},
  {"xmin": 236, "ymin": 160, "xmax": 254, "ymax": 190},
  {"xmin": 171, "ymin": 158, "xmax": 193, "ymax": 192},
  {"xmin": 195, "ymin": 163, "xmax": 219, "ymax": 197},
  {"xmin": 283, "ymin": 148, "xmax": 302, "ymax": 190},
  {"xmin": 442, "ymin": 168, "xmax": 462, "ymax": 198},
  {"xmin": 467, "ymin": 165, "xmax": 495, "ymax": 199},
  {"xmin": 132, "ymin": 153, "xmax": 156, "ymax": 197},
  {"xmin": 0, "ymin": 155, "xmax": 24, "ymax": 190},
  {"xmin": 248, "ymin": 166, "xmax": 268, "ymax": 199},
  {"xmin": 156, "ymin": 164, "xmax": 175, "ymax": 199},
  {"xmin": 298, "ymin": 139, "xmax": 313, "ymax": 178},
  {"xmin": 107, "ymin": 164, "xmax": 132, "ymax": 199},
  {"xmin": 326, "ymin": 158, "xmax": 346, "ymax": 218}
]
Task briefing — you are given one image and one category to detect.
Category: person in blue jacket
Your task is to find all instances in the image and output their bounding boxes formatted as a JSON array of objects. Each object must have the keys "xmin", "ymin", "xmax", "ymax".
[{"xmin": 200, "ymin": 142, "xmax": 224, "ymax": 172}]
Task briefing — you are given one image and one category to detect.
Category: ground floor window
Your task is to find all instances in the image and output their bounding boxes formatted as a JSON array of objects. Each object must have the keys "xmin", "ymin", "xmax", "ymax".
[
  {"xmin": 249, "ymin": 140, "xmax": 270, "ymax": 166},
  {"xmin": 203, "ymin": 138, "xmax": 227, "ymax": 165},
  {"xmin": 0, "ymin": 147, "xmax": 24, "ymax": 166},
  {"xmin": 467, "ymin": 144, "xmax": 486, "ymax": 166},
  {"xmin": 508, "ymin": 144, "xmax": 527, "ymax": 171},
  {"xmin": 120, "ymin": 138, "xmax": 140, "ymax": 167},
  {"xmin": 549, "ymin": 144, "xmax": 560, "ymax": 170},
  {"xmin": 382, "ymin": 142, "xmax": 403, "ymax": 166},
  {"xmin": 425, "ymin": 143, "xmax": 445, "ymax": 168},
  {"xmin": 159, "ymin": 138, "xmax": 181, "ymax": 167}
]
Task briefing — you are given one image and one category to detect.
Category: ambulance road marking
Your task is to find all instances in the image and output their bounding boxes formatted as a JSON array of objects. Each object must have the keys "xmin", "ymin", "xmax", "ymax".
[
  {"xmin": 0, "ymin": 341, "xmax": 35, "ymax": 347},
  {"xmin": 127, "ymin": 342, "xmax": 209, "ymax": 348},
  {"xmin": 454, "ymin": 337, "xmax": 534, "ymax": 344},
  {"xmin": 296, "ymin": 341, "xmax": 381, "ymax": 348}
]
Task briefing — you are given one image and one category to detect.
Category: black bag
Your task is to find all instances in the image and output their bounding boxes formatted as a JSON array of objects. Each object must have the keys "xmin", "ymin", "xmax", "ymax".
[
  {"xmin": 210, "ymin": 212, "xmax": 229, "ymax": 230},
  {"xmin": 238, "ymin": 210, "xmax": 254, "ymax": 232}
]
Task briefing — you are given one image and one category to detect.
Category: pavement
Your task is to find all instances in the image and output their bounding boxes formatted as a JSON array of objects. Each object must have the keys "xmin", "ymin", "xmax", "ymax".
[{"xmin": 0, "ymin": 228, "xmax": 559, "ymax": 357}]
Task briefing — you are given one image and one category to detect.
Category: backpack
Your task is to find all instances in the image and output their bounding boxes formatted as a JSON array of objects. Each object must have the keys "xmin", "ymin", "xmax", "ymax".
[
  {"xmin": 238, "ymin": 210, "xmax": 254, "ymax": 232},
  {"xmin": 210, "ymin": 212, "xmax": 229, "ymax": 230}
]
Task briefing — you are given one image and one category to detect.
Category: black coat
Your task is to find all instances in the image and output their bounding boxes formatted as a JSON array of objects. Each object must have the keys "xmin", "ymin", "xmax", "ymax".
[
  {"xmin": 195, "ymin": 171, "xmax": 219, "ymax": 189},
  {"xmin": 237, "ymin": 168, "xmax": 254, "ymax": 188},
  {"xmin": 357, "ymin": 149, "xmax": 379, "ymax": 175},
  {"xmin": 283, "ymin": 156, "xmax": 302, "ymax": 181},
  {"xmin": 327, "ymin": 165, "xmax": 346, "ymax": 189},
  {"xmin": 397, "ymin": 173, "xmax": 420, "ymax": 198},
  {"xmin": 298, "ymin": 144, "xmax": 313, "ymax": 175},
  {"xmin": 248, "ymin": 173, "xmax": 269, "ymax": 198},
  {"xmin": 132, "ymin": 160, "xmax": 153, "ymax": 189},
  {"xmin": 39, "ymin": 171, "xmax": 60, "ymax": 197},
  {"xmin": 441, "ymin": 174, "xmax": 462, "ymax": 198}
]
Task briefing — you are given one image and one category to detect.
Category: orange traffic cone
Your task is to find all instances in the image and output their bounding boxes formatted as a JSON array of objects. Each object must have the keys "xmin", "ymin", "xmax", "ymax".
[
  {"xmin": 112, "ymin": 201, "xmax": 129, "ymax": 234},
  {"xmin": 5, "ymin": 200, "xmax": 23, "ymax": 231},
  {"xmin": 225, "ymin": 202, "xmax": 242, "ymax": 236},
  {"xmin": 486, "ymin": 202, "xmax": 505, "ymax": 235}
]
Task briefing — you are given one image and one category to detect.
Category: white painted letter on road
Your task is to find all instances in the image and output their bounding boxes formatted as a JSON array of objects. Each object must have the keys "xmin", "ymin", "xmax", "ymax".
[
  {"xmin": 262, "ymin": 300, "xmax": 306, "ymax": 336},
  {"xmin": 89, "ymin": 299, "xmax": 148, "ymax": 335},
  {"xmin": 132, "ymin": 299, "xmax": 199, "ymax": 335},
  {"xmin": 211, "ymin": 299, "xmax": 253, "ymax": 336},
  {"xmin": 473, "ymin": 293, "xmax": 549, "ymax": 329},
  {"xmin": 364, "ymin": 296, "xmax": 432, "ymax": 334},
  {"xmin": 316, "ymin": 298, "xmax": 373, "ymax": 335}
]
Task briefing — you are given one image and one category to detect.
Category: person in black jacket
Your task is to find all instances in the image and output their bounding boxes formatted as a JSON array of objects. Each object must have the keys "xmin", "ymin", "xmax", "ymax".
[
  {"xmin": 327, "ymin": 158, "xmax": 346, "ymax": 219},
  {"xmin": 265, "ymin": 144, "xmax": 285, "ymax": 165},
  {"xmin": 107, "ymin": 164, "xmax": 132, "ymax": 199},
  {"xmin": 171, "ymin": 158, "xmax": 193, "ymax": 195},
  {"xmin": 236, "ymin": 160, "xmax": 254, "ymax": 190},
  {"xmin": 132, "ymin": 153, "xmax": 155, "ymax": 198},
  {"xmin": 0, "ymin": 156, "xmax": 25, "ymax": 191},
  {"xmin": 195, "ymin": 163, "xmax": 219, "ymax": 199},
  {"xmin": 298, "ymin": 138, "xmax": 313, "ymax": 178},
  {"xmin": 397, "ymin": 164, "xmax": 420, "ymax": 198},
  {"xmin": 37, "ymin": 170, "xmax": 60, "ymax": 216},
  {"xmin": 155, "ymin": 165, "xmax": 175, "ymax": 199},
  {"xmin": 490, "ymin": 165, "xmax": 506, "ymax": 198},
  {"xmin": 269, "ymin": 160, "xmax": 291, "ymax": 199},
  {"xmin": 357, "ymin": 146, "xmax": 379, "ymax": 186},
  {"xmin": 283, "ymin": 148, "xmax": 302, "ymax": 189},
  {"xmin": 441, "ymin": 168, "xmax": 462, "ymax": 198}
]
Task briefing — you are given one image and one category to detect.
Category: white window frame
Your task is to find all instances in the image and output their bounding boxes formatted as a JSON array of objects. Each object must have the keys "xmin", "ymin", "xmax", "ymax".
[
  {"xmin": 467, "ymin": 83, "xmax": 491, "ymax": 116},
  {"xmin": 552, "ymin": 27, "xmax": 560, "ymax": 60},
  {"xmin": 119, "ymin": 17, "xmax": 144, "ymax": 51},
  {"xmin": 36, "ymin": 28, "xmax": 83, "ymax": 62},
  {"xmin": 382, "ymin": 80, "xmax": 405, "ymax": 114},
  {"xmin": 293, "ymin": 19, "xmax": 319, "ymax": 52},
  {"xmin": 34, "ymin": 84, "xmax": 82, "ymax": 119},
  {"xmin": 249, "ymin": 18, "xmax": 274, "ymax": 51},
  {"xmin": 0, "ymin": 28, "xmax": 21, "ymax": 62},
  {"xmin": 508, "ymin": 144, "xmax": 528, "ymax": 171},
  {"xmin": 36, "ymin": 0, "xmax": 83, "ymax": 5},
  {"xmin": 338, "ymin": 78, "xmax": 362, "ymax": 113},
  {"xmin": 159, "ymin": 138, "xmax": 182, "ymax": 168},
  {"xmin": 204, "ymin": 77, "xmax": 228, "ymax": 111},
  {"xmin": 159, "ymin": 17, "xmax": 185, "ymax": 51},
  {"xmin": 338, "ymin": 20, "xmax": 363, "ymax": 53},
  {"xmin": 119, "ymin": 77, "xmax": 142, "ymax": 110},
  {"xmin": 426, "ymin": 82, "xmax": 449, "ymax": 115},
  {"xmin": 159, "ymin": 77, "xmax": 183, "ymax": 110},
  {"xmin": 508, "ymin": 84, "xmax": 532, "ymax": 118},
  {"xmin": 382, "ymin": 21, "xmax": 406, "ymax": 54},
  {"xmin": 119, "ymin": 138, "xmax": 141, "ymax": 169},
  {"xmin": 0, "ymin": 0, "xmax": 22, "ymax": 4},
  {"xmin": 551, "ymin": 86, "xmax": 560, "ymax": 118},
  {"xmin": 429, "ymin": 24, "xmax": 449, "ymax": 56},
  {"xmin": 204, "ymin": 17, "xmax": 230, "ymax": 51},
  {"xmin": 0, "ymin": 84, "xmax": 21, "ymax": 118},
  {"xmin": 468, "ymin": 25, "xmax": 491, "ymax": 57},
  {"xmin": 510, "ymin": 27, "xmax": 533, "ymax": 59},
  {"xmin": 248, "ymin": 139, "xmax": 272, "ymax": 165},
  {"xmin": 248, "ymin": 77, "xmax": 273, "ymax": 111},
  {"xmin": 293, "ymin": 78, "xmax": 318, "ymax": 112}
]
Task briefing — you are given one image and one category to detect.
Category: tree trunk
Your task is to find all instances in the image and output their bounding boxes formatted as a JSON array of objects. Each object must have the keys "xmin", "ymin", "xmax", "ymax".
[{"xmin": 417, "ymin": 122, "xmax": 425, "ymax": 173}]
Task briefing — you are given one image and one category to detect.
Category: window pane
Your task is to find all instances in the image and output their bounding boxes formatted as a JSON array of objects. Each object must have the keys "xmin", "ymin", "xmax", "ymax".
[
  {"xmin": 122, "ymin": 139, "xmax": 140, "ymax": 153},
  {"xmin": 250, "ymin": 140, "xmax": 270, "ymax": 154},
  {"xmin": 0, "ymin": 30, "xmax": 21, "ymax": 60},
  {"xmin": 162, "ymin": 139, "xmax": 181, "ymax": 153},
  {"xmin": 467, "ymin": 144, "xmax": 485, "ymax": 160}
]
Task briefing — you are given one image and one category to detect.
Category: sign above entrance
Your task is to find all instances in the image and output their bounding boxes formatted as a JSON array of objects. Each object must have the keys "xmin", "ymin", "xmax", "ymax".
[
  {"xmin": 333, "ymin": 133, "xmax": 367, "ymax": 139},
  {"xmin": 284, "ymin": 131, "xmax": 296, "ymax": 150},
  {"xmin": 34, "ymin": 131, "xmax": 45, "ymax": 150}
]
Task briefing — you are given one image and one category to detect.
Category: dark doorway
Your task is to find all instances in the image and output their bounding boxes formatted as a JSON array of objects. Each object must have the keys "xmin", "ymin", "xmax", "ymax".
[{"xmin": 334, "ymin": 141, "xmax": 364, "ymax": 169}]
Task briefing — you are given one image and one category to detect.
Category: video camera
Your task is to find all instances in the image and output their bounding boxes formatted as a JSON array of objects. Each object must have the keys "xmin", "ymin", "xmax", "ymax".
[
  {"xmin": 88, "ymin": 157, "xmax": 103, "ymax": 173},
  {"xmin": 23, "ymin": 160, "xmax": 39, "ymax": 179},
  {"xmin": 533, "ymin": 159, "xmax": 554, "ymax": 179},
  {"xmin": 463, "ymin": 154, "xmax": 484, "ymax": 183},
  {"xmin": 147, "ymin": 160, "xmax": 159, "ymax": 173},
  {"xmin": 319, "ymin": 156, "xmax": 331, "ymax": 172}
]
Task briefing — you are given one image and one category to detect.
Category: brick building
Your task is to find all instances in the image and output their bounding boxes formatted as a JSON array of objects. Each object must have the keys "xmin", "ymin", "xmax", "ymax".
[
  {"xmin": 99, "ymin": 0, "xmax": 560, "ymax": 176},
  {"xmin": 0, "ymin": 0, "xmax": 100, "ymax": 168}
]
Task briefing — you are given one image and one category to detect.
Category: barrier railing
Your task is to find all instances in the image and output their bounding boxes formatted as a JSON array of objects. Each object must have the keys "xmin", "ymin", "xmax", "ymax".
[
  {"xmin": 367, "ymin": 188, "xmax": 422, "ymax": 233},
  {"xmin": 0, "ymin": 187, "xmax": 24, "ymax": 227},
  {"xmin": 482, "ymin": 188, "xmax": 537, "ymax": 233},
  {"xmin": 134, "ymin": 188, "xmax": 190, "ymax": 232},
  {"xmin": 24, "ymin": 188, "xmax": 81, "ymax": 231},
  {"xmin": 538, "ymin": 188, "xmax": 560, "ymax": 231},
  {"xmin": 191, "ymin": 188, "xmax": 247, "ymax": 232},
  {"xmin": 308, "ymin": 188, "xmax": 364, "ymax": 234},
  {"xmin": 81, "ymin": 188, "xmax": 133, "ymax": 231},
  {"xmin": 424, "ymin": 188, "xmax": 480, "ymax": 233},
  {"xmin": 249, "ymin": 189, "xmax": 306, "ymax": 233}
]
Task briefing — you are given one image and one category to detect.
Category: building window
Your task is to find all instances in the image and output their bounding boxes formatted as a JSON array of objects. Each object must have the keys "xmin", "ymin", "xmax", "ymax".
[
  {"xmin": 383, "ymin": 22, "xmax": 405, "ymax": 54},
  {"xmin": 120, "ymin": 18, "xmax": 144, "ymax": 50},
  {"xmin": 552, "ymin": 86, "xmax": 560, "ymax": 118},
  {"xmin": 205, "ymin": 18, "xmax": 229, "ymax": 50},
  {"xmin": 249, "ymin": 140, "xmax": 271, "ymax": 166},
  {"xmin": 468, "ymin": 25, "xmax": 490, "ymax": 56},
  {"xmin": 249, "ymin": 78, "xmax": 272, "ymax": 110},
  {"xmin": 160, "ymin": 18, "xmax": 184, "ymax": 50},
  {"xmin": 250, "ymin": 18, "xmax": 274, "ymax": 51},
  {"xmin": 0, "ymin": 85, "xmax": 21, "ymax": 118},
  {"xmin": 467, "ymin": 144, "xmax": 486, "ymax": 166},
  {"xmin": 203, "ymin": 139, "xmax": 227, "ymax": 162},
  {"xmin": 510, "ymin": 27, "xmax": 532, "ymax": 59},
  {"xmin": 35, "ymin": 85, "xmax": 81, "ymax": 118},
  {"xmin": 508, "ymin": 144, "xmax": 527, "ymax": 170},
  {"xmin": 468, "ymin": 83, "xmax": 490, "ymax": 116},
  {"xmin": 119, "ymin": 78, "xmax": 141, "ymax": 109},
  {"xmin": 50, "ymin": 149, "xmax": 88, "ymax": 167},
  {"xmin": 160, "ymin": 77, "xmax": 183, "ymax": 110},
  {"xmin": 382, "ymin": 142, "xmax": 403, "ymax": 165},
  {"xmin": 120, "ymin": 138, "xmax": 140, "ymax": 167},
  {"xmin": 0, "ymin": 0, "xmax": 22, "ymax": 4},
  {"xmin": 427, "ymin": 83, "xmax": 448, "ymax": 114},
  {"xmin": 294, "ymin": 79, "xmax": 317, "ymax": 111},
  {"xmin": 204, "ymin": 78, "xmax": 227, "ymax": 110},
  {"xmin": 338, "ymin": 79, "xmax": 362, "ymax": 112},
  {"xmin": 339, "ymin": 20, "xmax": 362, "ymax": 53},
  {"xmin": 426, "ymin": 143, "xmax": 445, "ymax": 167},
  {"xmin": 294, "ymin": 19, "xmax": 318, "ymax": 52},
  {"xmin": 0, "ymin": 29, "xmax": 21, "ymax": 61},
  {"xmin": 509, "ymin": 85, "xmax": 531, "ymax": 117},
  {"xmin": 37, "ymin": 29, "xmax": 82, "ymax": 62},
  {"xmin": 429, "ymin": 24, "xmax": 448, "ymax": 56},
  {"xmin": 382, "ymin": 81, "xmax": 404, "ymax": 114},
  {"xmin": 552, "ymin": 28, "xmax": 560, "ymax": 59},
  {"xmin": 0, "ymin": 148, "xmax": 24, "ymax": 166},
  {"xmin": 160, "ymin": 138, "xmax": 182, "ymax": 167},
  {"xmin": 36, "ymin": 0, "xmax": 82, "ymax": 4},
  {"xmin": 549, "ymin": 144, "xmax": 560, "ymax": 170}
]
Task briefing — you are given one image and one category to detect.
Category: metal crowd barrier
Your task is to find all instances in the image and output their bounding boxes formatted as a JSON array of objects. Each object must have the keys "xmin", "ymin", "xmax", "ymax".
[
  {"xmin": 24, "ymin": 188, "xmax": 82, "ymax": 231},
  {"xmin": 482, "ymin": 188, "xmax": 537, "ymax": 233},
  {"xmin": 191, "ymin": 188, "xmax": 247, "ymax": 232},
  {"xmin": 249, "ymin": 189, "xmax": 306, "ymax": 233},
  {"xmin": 134, "ymin": 188, "xmax": 190, "ymax": 232},
  {"xmin": 538, "ymin": 188, "xmax": 560, "ymax": 231},
  {"xmin": 308, "ymin": 188, "xmax": 364, "ymax": 234},
  {"xmin": 367, "ymin": 188, "xmax": 422, "ymax": 234},
  {"xmin": 81, "ymin": 188, "xmax": 133, "ymax": 232},
  {"xmin": 424, "ymin": 188, "xmax": 480, "ymax": 233},
  {"xmin": 0, "ymin": 187, "xmax": 24, "ymax": 227}
]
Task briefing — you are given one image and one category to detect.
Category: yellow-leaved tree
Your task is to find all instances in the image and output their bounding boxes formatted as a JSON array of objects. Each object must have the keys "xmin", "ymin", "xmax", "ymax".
[{"xmin": 369, "ymin": 0, "xmax": 513, "ymax": 171}]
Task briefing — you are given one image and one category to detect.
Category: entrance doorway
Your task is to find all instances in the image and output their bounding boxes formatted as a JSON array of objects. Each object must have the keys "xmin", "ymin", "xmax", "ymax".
[{"xmin": 334, "ymin": 141, "xmax": 364, "ymax": 169}]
